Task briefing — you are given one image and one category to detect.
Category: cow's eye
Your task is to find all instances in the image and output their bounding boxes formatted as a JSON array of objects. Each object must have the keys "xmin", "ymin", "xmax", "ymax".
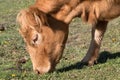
[{"xmin": 31, "ymin": 32, "xmax": 42, "ymax": 46}]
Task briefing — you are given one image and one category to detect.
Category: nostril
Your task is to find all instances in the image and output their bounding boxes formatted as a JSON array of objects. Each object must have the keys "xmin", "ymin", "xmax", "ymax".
[
  {"xmin": 34, "ymin": 65, "xmax": 51, "ymax": 74},
  {"xmin": 34, "ymin": 69, "xmax": 41, "ymax": 74}
]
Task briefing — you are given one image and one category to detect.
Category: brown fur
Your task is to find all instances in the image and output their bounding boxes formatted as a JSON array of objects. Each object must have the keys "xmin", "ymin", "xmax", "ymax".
[
  {"xmin": 33, "ymin": 0, "xmax": 80, "ymax": 21},
  {"xmin": 17, "ymin": 7, "xmax": 69, "ymax": 74},
  {"xmin": 64, "ymin": 0, "xmax": 120, "ymax": 65},
  {"xmin": 17, "ymin": 0, "xmax": 80, "ymax": 74},
  {"xmin": 17, "ymin": 0, "xmax": 120, "ymax": 74},
  {"xmin": 65, "ymin": 0, "xmax": 120, "ymax": 24}
]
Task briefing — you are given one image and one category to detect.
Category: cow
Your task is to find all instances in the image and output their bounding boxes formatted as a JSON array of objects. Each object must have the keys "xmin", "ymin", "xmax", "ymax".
[
  {"xmin": 17, "ymin": 7, "xmax": 69, "ymax": 74},
  {"xmin": 17, "ymin": 0, "xmax": 80, "ymax": 74},
  {"xmin": 17, "ymin": 0, "xmax": 120, "ymax": 74}
]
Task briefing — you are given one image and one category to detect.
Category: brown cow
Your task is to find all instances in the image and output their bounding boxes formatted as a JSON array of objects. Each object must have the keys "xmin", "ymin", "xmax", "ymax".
[
  {"xmin": 17, "ymin": 7, "xmax": 69, "ymax": 74},
  {"xmin": 17, "ymin": 0, "xmax": 120, "ymax": 74},
  {"xmin": 17, "ymin": 0, "xmax": 80, "ymax": 74}
]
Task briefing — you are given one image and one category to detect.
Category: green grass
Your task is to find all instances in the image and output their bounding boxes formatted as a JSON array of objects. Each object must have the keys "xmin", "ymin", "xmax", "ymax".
[{"xmin": 0, "ymin": 0, "xmax": 120, "ymax": 80}]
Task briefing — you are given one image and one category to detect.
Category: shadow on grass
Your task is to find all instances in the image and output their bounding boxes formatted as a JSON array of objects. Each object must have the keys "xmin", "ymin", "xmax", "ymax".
[
  {"xmin": 57, "ymin": 62, "xmax": 84, "ymax": 73},
  {"xmin": 57, "ymin": 51, "xmax": 120, "ymax": 72},
  {"xmin": 97, "ymin": 51, "xmax": 120, "ymax": 63}
]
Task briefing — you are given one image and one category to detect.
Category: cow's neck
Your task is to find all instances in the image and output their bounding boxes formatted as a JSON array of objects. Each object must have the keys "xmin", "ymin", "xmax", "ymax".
[{"xmin": 34, "ymin": 0, "xmax": 80, "ymax": 23}]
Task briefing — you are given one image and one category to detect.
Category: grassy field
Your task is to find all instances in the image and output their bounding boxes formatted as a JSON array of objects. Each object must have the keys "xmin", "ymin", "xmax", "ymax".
[{"xmin": 0, "ymin": 0, "xmax": 120, "ymax": 80}]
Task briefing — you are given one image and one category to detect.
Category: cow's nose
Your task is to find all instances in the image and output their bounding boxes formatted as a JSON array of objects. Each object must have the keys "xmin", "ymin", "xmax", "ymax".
[
  {"xmin": 34, "ymin": 68, "xmax": 46, "ymax": 74},
  {"xmin": 34, "ymin": 66, "xmax": 51, "ymax": 74}
]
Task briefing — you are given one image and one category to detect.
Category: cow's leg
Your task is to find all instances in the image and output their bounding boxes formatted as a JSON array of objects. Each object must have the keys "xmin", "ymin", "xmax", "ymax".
[{"xmin": 81, "ymin": 21, "xmax": 108, "ymax": 66}]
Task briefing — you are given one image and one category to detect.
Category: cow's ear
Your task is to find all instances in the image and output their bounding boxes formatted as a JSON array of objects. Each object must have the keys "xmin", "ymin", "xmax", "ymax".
[{"xmin": 31, "ymin": 31, "xmax": 42, "ymax": 46}]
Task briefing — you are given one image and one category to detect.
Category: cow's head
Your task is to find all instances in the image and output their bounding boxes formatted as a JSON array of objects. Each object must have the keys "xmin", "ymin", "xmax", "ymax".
[{"xmin": 17, "ymin": 7, "xmax": 68, "ymax": 74}]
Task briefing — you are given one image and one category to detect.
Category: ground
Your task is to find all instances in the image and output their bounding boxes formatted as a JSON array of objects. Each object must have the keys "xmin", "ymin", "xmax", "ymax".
[{"xmin": 0, "ymin": 0, "xmax": 120, "ymax": 80}]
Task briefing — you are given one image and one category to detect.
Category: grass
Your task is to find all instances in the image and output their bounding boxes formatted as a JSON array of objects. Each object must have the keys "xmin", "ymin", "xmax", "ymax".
[{"xmin": 0, "ymin": 0, "xmax": 120, "ymax": 80}]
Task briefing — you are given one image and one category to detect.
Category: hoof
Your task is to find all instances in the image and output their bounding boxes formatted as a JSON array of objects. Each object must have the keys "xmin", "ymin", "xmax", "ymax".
[{"xmin": 81, "ymin": 59, "xmax": 98, "ymax": 66}]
